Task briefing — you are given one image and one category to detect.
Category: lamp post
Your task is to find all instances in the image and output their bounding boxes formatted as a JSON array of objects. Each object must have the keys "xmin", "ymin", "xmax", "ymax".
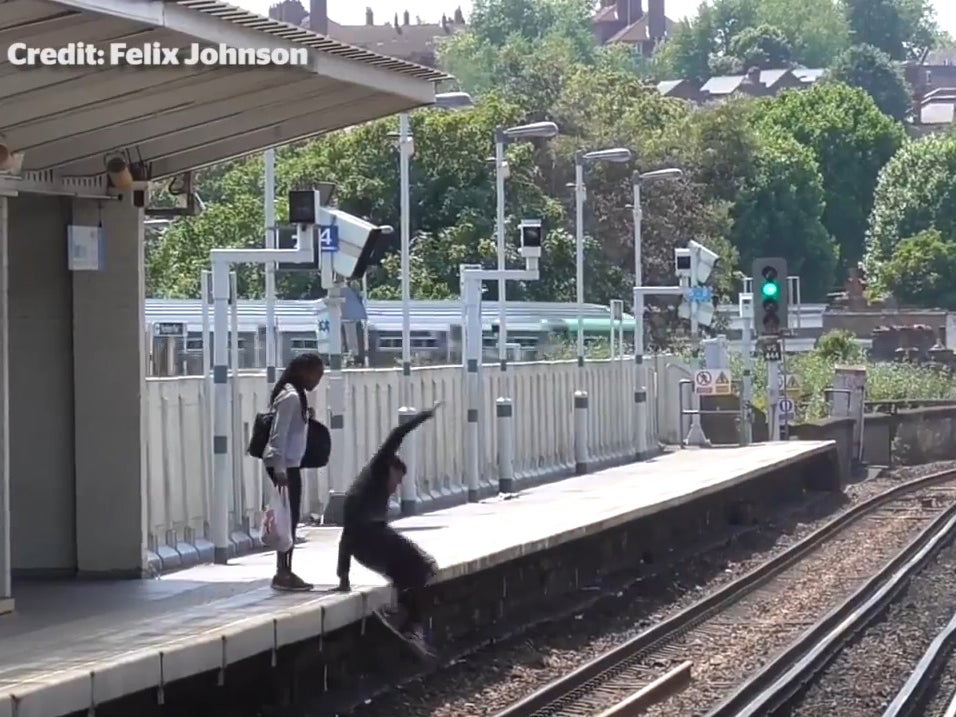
[
  {"xmin": 632, "ymin": 167, "xmax": 683, "ymax": 459},
  {"xmin": 396, "ymin": 91, "xmax": 473, "ymax": 405},
  {"xmin": 573, "ymin": 147, "xmax": 633, "ymax": 369},
  {"xmin": 493, "ymin": 121, "xmax": 559, "ymax": 373}
]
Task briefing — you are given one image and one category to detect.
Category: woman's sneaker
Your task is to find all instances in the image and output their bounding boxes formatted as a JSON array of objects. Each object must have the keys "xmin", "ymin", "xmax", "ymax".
[{"xmin": 271, "ymin": 572, "xmax": 313, "ymax": 592}]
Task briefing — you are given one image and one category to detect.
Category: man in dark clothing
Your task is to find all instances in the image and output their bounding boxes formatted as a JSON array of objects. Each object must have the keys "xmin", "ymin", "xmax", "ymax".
[{"xmin": 336, "ymin": 403, "xmax": 441, "ymax": 657}]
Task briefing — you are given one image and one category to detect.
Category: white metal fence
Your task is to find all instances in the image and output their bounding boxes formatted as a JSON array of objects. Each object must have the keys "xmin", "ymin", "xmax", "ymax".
[{"xmin": 143, "ymin": 357, "xmax": 670, "ymax": 567}]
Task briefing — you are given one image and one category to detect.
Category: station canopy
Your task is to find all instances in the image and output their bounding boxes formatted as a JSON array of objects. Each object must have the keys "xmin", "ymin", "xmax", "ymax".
[{"xmin": 0, "ymin": 0, "xmax": 447, "ymax": 182}]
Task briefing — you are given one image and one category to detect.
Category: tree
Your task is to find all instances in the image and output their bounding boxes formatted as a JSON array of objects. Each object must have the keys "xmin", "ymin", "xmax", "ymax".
[
  {"xmin": 728, "ymin": 133, "xmax": 838, "ymax": 299},
  {"xmin": 755, "ymin": 82, "xmax": 906, "ymax": 276},
  {"xmin": 652, "ymin": 7, "xmax": 718, "ymax": 82},
  {"xmin": 879, "ymin": 229, "xmax": 956, "ymax": 308},
  {"xmin": 866, "ymin": 133, "xmax": 956, "ymax": 281},
  {"xmin": 842, "ymin": 0, "xmax": 939, "ymax": 60},
  {"xmin": 755, "ymin": 0, "xmax": 849, "ymax": 66},
  {"xmin": 148, "ymin": 93, "xmax": 549, "ymax": 300},
  {"xmin": 827, "ymin": 44, "xmax": 912, "ymax": 121},
  {"xmin": 726, "ymin": 24, "xmax": 793, "ymax": 71},
  {"xmin": 653, "ymin": 0, "xmax": 848, "ymax": 80},
  {"xmin": 440, "ymin": 0, "xmax": 598, "ymax": 96}
]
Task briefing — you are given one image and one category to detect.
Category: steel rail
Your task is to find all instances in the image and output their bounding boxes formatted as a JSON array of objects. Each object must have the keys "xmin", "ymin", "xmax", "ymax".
[
  {"xmin": 881, "ymin": 608, "xmax": 956, "ymax": 716},
  {"xmin": 707, "ymin": 500, "xmax": 956, "ymax": 716},
  {"xmin": 493, "ymin": 468, "xmax": 956, "ymax": 717}
]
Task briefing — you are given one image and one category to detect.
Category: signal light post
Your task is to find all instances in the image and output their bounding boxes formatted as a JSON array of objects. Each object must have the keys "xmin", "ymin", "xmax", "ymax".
[{"xmin": 752, "ymin": 257, "xmax": 789, "ymax": 441}]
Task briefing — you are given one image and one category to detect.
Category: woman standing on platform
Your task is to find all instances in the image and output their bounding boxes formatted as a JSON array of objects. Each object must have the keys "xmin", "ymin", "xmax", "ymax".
[{"xmin": 262, "ymin": 352, "xmax": 325, "ymax": 591}]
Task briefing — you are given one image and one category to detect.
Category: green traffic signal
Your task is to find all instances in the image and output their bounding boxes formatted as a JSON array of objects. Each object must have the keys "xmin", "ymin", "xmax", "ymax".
[{"xmin": 761, "ymin": 282, "xmax": 779, "ymax": 299}]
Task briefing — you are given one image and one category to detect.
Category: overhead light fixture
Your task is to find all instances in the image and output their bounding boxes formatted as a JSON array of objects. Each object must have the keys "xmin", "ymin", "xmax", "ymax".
[{"xmin": 106, "ymin": 155, "xmax": 134, "ymax": 192}]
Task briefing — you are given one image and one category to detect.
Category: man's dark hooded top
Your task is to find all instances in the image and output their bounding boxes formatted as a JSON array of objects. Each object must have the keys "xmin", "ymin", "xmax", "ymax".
[{"xmin": 342, "ymin": 409, "xmax": 433, "ymax": 526}]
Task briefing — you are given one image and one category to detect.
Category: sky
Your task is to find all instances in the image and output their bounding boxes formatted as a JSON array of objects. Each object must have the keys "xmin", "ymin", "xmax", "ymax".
[{"xmin": 232, "ymin": 0, "xmax": 955, "ymax": 37}]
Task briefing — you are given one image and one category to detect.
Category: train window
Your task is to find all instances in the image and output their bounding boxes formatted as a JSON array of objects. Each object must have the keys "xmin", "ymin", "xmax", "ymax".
[{"xmin": 290, "ymin": 338, "xmax": 319, "ymax": 350}]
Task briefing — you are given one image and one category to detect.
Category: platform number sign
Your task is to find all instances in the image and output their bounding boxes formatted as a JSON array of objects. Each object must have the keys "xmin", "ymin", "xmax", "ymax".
[{"xmin": 319, "ymin": 225, "xmax": 339, "ymax": 252}]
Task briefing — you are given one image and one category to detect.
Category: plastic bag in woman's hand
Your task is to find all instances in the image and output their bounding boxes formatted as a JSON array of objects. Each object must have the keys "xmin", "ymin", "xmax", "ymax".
[{"xmin": 261, "ymin": 488, "xmax": 293, "ymax": 554}]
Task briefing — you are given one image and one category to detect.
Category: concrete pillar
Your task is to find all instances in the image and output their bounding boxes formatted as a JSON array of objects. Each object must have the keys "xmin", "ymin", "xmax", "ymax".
[
  {"xmin": 397, "ymin": 406, "xmax": 419, "ymax": 515},
  {"xmin": 0, "ymin": 197, "xmax": 10, "ymax": 612},
  {"xmin": 8, "ymin": 195, "xmax": 75, "ymax": 575},
  {"xmin": 71, "ymin": 197, "xmax": 147, "ymax": 577},
  {"xmin": 573, "ymin": 390, "xmax": 589, "ymax": 475},
  {"xmin": 496, "ymin": 397, "xmax": 514, "ymax": 493}
]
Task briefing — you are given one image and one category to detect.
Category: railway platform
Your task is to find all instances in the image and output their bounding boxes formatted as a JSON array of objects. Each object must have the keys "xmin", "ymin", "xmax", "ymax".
[{"xmin": 0, "ymin": 441, "xmax": 838, "ymax": 717}]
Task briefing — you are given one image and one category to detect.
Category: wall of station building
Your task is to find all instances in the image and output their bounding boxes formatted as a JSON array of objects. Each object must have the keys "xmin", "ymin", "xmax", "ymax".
[
  {"xmin": 8, "ymin": 194, "xmax": 76, "ymax": 573},
  {"xmin": 6, "ymin": 193, "xmax": 147, "ymax": 577}
]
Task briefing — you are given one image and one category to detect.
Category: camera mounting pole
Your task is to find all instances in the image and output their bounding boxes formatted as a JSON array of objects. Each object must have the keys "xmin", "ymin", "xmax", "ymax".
[
  {"xmin": 460, "ymin": 220, "xmax": 542, "ymax": 500},
  {"xmin": 207, "ymin": 189, "xmax": 322, "ymax": 564}
]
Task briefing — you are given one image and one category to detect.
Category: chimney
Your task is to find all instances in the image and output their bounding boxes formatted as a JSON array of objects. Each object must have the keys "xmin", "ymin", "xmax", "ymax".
[
  {"xmin": 647, "ymin": 0, "xmax": 666, "ymax": 40},
  {"xmin": 365, "ymin": 6, "xmax": 373, "ymax": 25},
  {"xmin": 454, "ymin": 6, "xmax": 465, "ymax": 24},
  {"xmin": 403, "ymin": 9, "xmax": 410, "ymax": 25},
  {"xmin": 309, "ymin": 0, "xmax": 327, "ymax": 34},
  {"xmin": 747, "ymin": 66, "xmax": 761, "ymax": 85},
  {"xmin": 615, "ymin": 0, "xmax": 643, "ymax": 25}
]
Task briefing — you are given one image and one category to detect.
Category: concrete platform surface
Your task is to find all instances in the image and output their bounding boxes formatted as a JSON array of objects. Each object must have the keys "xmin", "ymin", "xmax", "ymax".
[{"xmin": 0, "ymin": 441, "xmax": 832, "ymax": 715}]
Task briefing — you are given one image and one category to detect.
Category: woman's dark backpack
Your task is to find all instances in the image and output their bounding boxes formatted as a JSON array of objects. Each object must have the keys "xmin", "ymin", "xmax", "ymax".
[{"xmin": 301, "ymin": 418, "xmax": 331, "ymax": 468}]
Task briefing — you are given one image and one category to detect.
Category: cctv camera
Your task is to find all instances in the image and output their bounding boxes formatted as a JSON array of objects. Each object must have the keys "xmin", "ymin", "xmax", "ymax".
[
  {"xmin": 319, "ymin": 207, "xmax": 390, "ymax": 281},
  {"xmin": 739, "ymin": 292, "xmax": 754, "ymax": 320},
  {"xmin": 519, "ymin": 219, "xmax": 543, "ymax": 259},
  {"xmin": 674, "ymin": 247, "xmax": 691, "ymax": 278},
  {"xmin": 289, "ymin": 189, "xmax": 321, "ymax": 225},
  {"xmin": 688, "ymin": 240, "xmax": 719, "ymax": 284}
]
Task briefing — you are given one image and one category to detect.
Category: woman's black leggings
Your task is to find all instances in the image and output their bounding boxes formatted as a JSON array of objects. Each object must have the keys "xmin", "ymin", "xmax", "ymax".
[{"xmin": 266, "ymin": 466, "xmax": 302, "ymax": 571}]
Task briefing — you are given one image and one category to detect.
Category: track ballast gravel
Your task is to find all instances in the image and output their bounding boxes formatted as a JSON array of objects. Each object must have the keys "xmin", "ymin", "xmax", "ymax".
[
  {"xmin": 781, "ymin": 520, "xmax": 956, "ymax": 716},
  {"xmin": 342, "ymin": 464, "xmax": 956, "ymax": 717}
]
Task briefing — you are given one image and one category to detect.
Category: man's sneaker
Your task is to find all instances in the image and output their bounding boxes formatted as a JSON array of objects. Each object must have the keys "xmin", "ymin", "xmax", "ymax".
[
  {"xmin": 374, "ymin": 606, "xmax": 409, "ymax": 636},
  {"xmin": 271, "ymin": 572, "xmax": 313, "ymax": 592},
  {"xmin": 401, "ymin": 626, "xmax": 434, "ymax": 660}
]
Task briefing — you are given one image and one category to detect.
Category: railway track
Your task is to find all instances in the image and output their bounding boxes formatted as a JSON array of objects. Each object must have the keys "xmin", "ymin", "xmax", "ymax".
[
  {"xmin": 707, "ymin": 488, "xmax": 956, "ymax": 716},
  {"xmin": 881, "ymin": 608, "xmax": 956, "ymax": 717},
  {"xmin": 492, "ymin": 469, "xmax": 956, "ymax": 717}
]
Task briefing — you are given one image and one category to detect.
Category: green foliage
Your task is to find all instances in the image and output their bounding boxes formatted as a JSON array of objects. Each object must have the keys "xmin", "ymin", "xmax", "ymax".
[
  {"xmin": 842, "ymin": 0, "xmax": 939, "ymax": 60},
  {"xmin": 866, "ymin": 133, "xmax": 956, "ymax": 280},
  {"xmin": 654, "ymin": 0, "xmax": 849, "ymax": 80},
  {"xmin": 879, "ymin": 229, "xmax": 956, "ymax": 309},
  {"xmin": 827, "ymin": 43, "xmax": 912, "ymax": 121},
  {"xmin": 755, "ymin": 82, "xmax": 906, "ymax": 278},
  {"xmin": 728, "ymin": 132, "xmax": 838, "ymax": 298},
  {"xmin": 815, "ymin": 329, "xmax": 866, "ymax": 363},
  {"xmin": 731, "ymin": 335, "xmax": 956, "ymax": 420},
  {"xmin": 726, "ymin": 24, "xmax": 793, "ymax": 71}
]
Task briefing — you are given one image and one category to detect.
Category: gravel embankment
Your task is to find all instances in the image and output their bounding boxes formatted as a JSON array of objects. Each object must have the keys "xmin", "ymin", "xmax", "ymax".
[
  {"xmin": 345, "ymin": 463, "xmax": 956, "ymax": 717},
  {"xmin": 783, "ymin": 524, "xmax": 956, "ymax": 716}
]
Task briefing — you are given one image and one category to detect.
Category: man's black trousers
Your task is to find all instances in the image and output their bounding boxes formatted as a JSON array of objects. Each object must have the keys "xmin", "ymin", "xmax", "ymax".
[{"xmin": 338, "ymin": 521, "xmax": 436, "ymax": 628}]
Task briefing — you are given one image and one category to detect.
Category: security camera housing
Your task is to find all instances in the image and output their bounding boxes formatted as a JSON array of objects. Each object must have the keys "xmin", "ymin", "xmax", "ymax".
[
  {"xmin": 674, "ymin": 247, "xmax": 691, "ymax": 278},
  {"xmin": 519, "ymin": 218, "xmax": 543, "ymax": 259},
  {"xmin": 739, "ymin": 292, "xmax": 754, "ymax": 320},
  {"xmin": 319, "ymin": 207, "xmax": 390, "ymax": 280},
  {"xmin": 289, "ymin": 189, "xmax": 321, "ymax": 225},
  {"xmin": 688, "ymin": 240, "xmax": 719, "ymax": 284}
]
